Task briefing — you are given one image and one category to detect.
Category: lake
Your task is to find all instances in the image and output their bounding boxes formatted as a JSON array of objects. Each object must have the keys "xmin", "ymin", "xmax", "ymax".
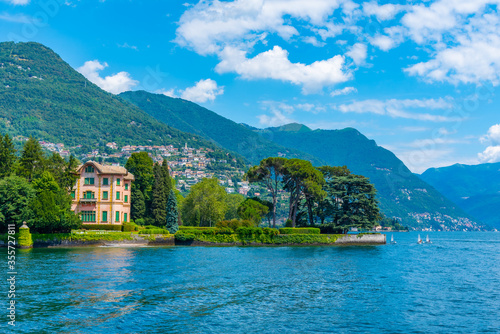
[{"xmin": 5, "ymin": 232, "xmax": 500, "ymax": 333}]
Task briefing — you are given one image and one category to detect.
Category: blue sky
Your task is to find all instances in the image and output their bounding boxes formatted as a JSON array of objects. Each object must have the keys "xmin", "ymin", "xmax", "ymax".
[{"xmin": 1, "ymin": 0, "xmax": 499, "ymax": 173}]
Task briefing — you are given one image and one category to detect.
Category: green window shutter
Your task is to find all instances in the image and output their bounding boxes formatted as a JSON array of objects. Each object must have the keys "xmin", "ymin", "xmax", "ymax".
[
  {"xmin": 124, "ymin": 213, "xmax": 127, "ymax": 222},
  {"xmin": 115, "ymin": 211, "xmax": 120, "ymax": 222},
  {"xmin": 71, "ymin": 191, "xmax": 75, "ymax": 199},
  {"xmin": 90, "ymin": 178, "xmax": 94, "ymax": 185},
  {"xmin": 124, "ymin": 195, "xmax": 128, "ymax": 203},
  {"xmin": 103, "ymin": 178, "xmax": 109, "ymax": 186},
  {"xmin": 103, "ymin": 191, "xmax": 108, "ymax": 200},
  {"xmin": 116, "ymin": 191, "xmax": 120, "ymax": 200},
  {"xmin": 125, "ymin": 183, "xmax": 128, "ymax": 190},
  {"xmin": 102, "ymin": 211, "xmax": 107, "ymax": 222},
  {"xmin": 117, "ymin": 178, "xmax": 121, "ymax": 186}
]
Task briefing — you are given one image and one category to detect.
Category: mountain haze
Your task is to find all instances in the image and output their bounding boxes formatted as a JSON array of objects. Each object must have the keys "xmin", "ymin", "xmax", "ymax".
[{"xmin": 421, "ymin": 163, "xmax": 500, "ymax": 229}]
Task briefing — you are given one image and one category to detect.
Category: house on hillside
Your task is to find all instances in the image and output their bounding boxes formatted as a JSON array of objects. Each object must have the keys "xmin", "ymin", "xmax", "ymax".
[{"xmin": 71, "ymin": 161, "xmax": 134, "ymax": 225}]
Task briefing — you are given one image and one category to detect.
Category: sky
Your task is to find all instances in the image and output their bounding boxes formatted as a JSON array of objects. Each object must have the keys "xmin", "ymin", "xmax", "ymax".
[{"xmin": 0, "ymin": 0, "xmax": 499, "ymax": 173}]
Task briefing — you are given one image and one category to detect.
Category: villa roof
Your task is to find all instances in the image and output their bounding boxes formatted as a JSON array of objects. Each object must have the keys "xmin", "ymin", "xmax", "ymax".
[{"xmin": 77, "ymin": 161, "xmax": 135, "ymax": 180}]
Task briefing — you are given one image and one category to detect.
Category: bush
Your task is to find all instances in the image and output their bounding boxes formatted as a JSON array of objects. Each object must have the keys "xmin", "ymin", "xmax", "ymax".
[
  {"xmin": 279, "ymin": 227, "xmax": 320, "ymax": 235},
  {"xmin": 284, "ymin": 219, "xmax": 293, "ymax": 227},
  {"xmin": 174, "ymin": 231, "xmax": 195, "ymax": 241},
  {"xmin": 122, "ymin": 222, "xmax": 140, "ymax": 232},
  {"xmin": 81, "ymin": 224, "xmax": 122, "ymax": 231},
  {"xmin": 216, "ymin": 219, "xmax": 253, "ymax": 231},
  {"xmin": 179, "ymin": 226, "xmax": 218, "ymax": 232},
  {"xmin": 135, "ymin": 218, "xmax": 145, "ymax": 225},
  {"xmin": 141, "ymin": 228, "xmax": 170, "ymax": 235},
  {"xmin": 18, "ymin": 227, "xmax": 33, "ymax": 247},
  {"xmin": 319, "ymin": 224, "xmax": 346, "ymax": 234}
]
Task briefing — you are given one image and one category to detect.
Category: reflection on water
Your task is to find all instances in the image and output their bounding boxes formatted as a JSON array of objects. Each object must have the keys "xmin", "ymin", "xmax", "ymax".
[{"xmin": 7, "ymin": 232, "xmax": 500, "ymax": 333}]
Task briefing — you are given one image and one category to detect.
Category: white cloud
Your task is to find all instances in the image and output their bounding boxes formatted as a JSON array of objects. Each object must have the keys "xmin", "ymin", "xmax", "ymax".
[
  {"xmin": 479, "ymin": 124, "xmax": 500, "ymax": 162},
  {"xmin": 330, "ymin": 86, "xmax": 357, "ymax": 97},
  {"xmin": 257, "ymin": 100, "xmax": 296, "ymax": 126},
  {"xmin": 0, "ymin": 12, "xmax": 31, "ymax": 23},
  {"xmin": 363, "ymin": 1, "xmax": 405, "ymax": 21},
  {"xmin": 158, "ymin": 79, "xmax": 224, "ymax": 103},
  {"xmin": 4, "ymin": 0, "xmax": 30, "ymax": 5},
  {"xmin": 335, "ymin": 98, "xmax": 460, "ymax": 122},
  {"xmin": 216, "ymin": 46, "xmax": 351, "ymax": 93},
  {"xmin": 369, "ymin": 34, "xmax": 396, "ymax": 51},
  {"xmin": 117, "ymin": 43, "xmax": 138, "ymax": 51},
  {"xmin": 77, "ymin": 60, "xmax": 138, "ymax": 94},
  {"xmin": 346, "ymin": 43, "xmax": 367, "ymax": 65},
  {"xmin": 180, "ymin": 79, "xmax": 224, "ymax": 103}
]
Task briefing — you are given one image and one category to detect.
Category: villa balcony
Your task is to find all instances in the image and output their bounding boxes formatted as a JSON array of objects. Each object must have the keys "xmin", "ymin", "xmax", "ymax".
[{"xmin": 79, "ymin": 198, "xmax": 97, "ymax": 204}]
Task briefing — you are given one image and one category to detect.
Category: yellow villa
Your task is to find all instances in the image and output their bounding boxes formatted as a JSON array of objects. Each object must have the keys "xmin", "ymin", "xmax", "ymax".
[{"xmin": 71, "ymin": 161, "xmax": 134, "ymax": 225}]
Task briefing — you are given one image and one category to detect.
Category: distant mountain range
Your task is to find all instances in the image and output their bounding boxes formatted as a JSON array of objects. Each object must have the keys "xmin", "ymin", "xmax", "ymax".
[
  {"xmin": 420, "ymin": 163, "xmax": 500, "ymax": 229},
  {"xmin": 119, "ymin": 90, "xmax": 323, "ymax": 165},
  {"xmin": 122, "ymin": 91, "xmax": 482, "ymax": 230},
  {"xmin": 0, "ymin": 41, "xmax": 488, "ymax": 231}
]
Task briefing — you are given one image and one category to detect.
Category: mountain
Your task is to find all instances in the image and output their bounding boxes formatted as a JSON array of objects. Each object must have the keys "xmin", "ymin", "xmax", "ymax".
[
  {"xmin": 119, "ymin": 90, "xmax": 324, "ymax": 165},
  {"xmin": 0, "ymin": 42, "xmax": 224, "ymax": 152},
  {"xmin": 420, "ymin": 163, "xmax": 500, "ymax": 229},
  {"xmin": 254, "ymin": 124, "xmax": 483, "ymax": 230}
]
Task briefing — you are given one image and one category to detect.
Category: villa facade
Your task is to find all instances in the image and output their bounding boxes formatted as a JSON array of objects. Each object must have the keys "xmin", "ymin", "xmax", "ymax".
[{"xmin": 71, "ymin": 161, "xmax": 134, "ymax": 225}]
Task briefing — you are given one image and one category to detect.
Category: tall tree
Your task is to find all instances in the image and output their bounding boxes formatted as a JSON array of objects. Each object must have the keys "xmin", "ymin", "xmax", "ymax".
[
  {"xmin": 0, "ymin": 134, "xmax": 16, "ymax": 178},
  {"xmin": 246, "ymin": 157, "xmax": 287, "ymax": 228},
  {"xmin": 18, "ymin": 137, "xmax": 45, "ymax": 181},
  {"xmin": 181, "ymin": 178, "xmax": 227, "ymax": 227},
  {"xmin": 0, "ymin": 176, "xmax": 36, "ymax": 230},
  {"xmin": 161, "ymin": 160, "xmax": 172, "ymax": 195},
  {"xmin": 237, "ymin": 198, "xmax": 269, "ymax": 226},
  {"xmin": 316, "ymin": 166, "xmax": 351, "ymax": 225},
  {"xmin": 165, "ymin": 189, "xmax": 179, "ymax": 233},
  {"xmin": 151, "ymin": 163, "xmax": 168, "ymax": 226},
  {"xmin": 224, "ymin": 193, "xmax": 245, "ymax": 220},
  {"xmin": 282, "ymin": 159, "xmax": 325, "ymax": 227},
  {"xmin": 131, "ymin": 188, "xmax": 146, "ymax": 221},
  {"xmin": 325, "ymin": 174, "xmax": 381, "ymax": 233},
  {"xmin": 125, "ymin": 152, "xmax": 154, "ymax": 201}
]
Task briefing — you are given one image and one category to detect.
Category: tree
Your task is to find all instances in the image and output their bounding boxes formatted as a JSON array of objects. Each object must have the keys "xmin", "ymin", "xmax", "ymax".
[
  {"xmin": 131, "ymin": 188, "xmax": 146, "ymax": 221},
  {"xmin": 125, "ymin": 152, "xmax": 154, "ymax": 202},
  {"xmin": 181, "ymin": 178, "xmax": 227, "ymax": 227},
  {"xmin": 18, "ymin": 137, "xmax": 45, "ymax": 181},
  {"xmin": 246, "ymin": 157, "xmax": 287, "ymax": 228},
  {"xmin": 224, "ymin": 193, "xmax": 245, "ymax": 220},
  {"xmin": 44, "ymin": 153, "xmax": 79, "ymax": 191},
  {"xmin": 165, "ymin": 189, "xmax": 179, "ymax": 233},
  {"xmin": 28, "ymin": 171, "xmax": 81, "ymax": 233},
  {"xmin": 249, "ymin": 196, "xmax": 273, "ymax": 227},
  {"xmin": 151, "ymin": 163, "xmax": 168, "ymax": 226},
  {"xmin": 316, "ymin": 166, "xmax": 351, "ymax": 225},
  {"xmin": 324, "ymin": 174, "xmax": 381, "ymax": 233},
  {"xmin": 282, "ymin": 159, "xmax": 325, "ymax": 227},
  {"xmin": 0, "ymin": 134, "xmax": 16, "ymax": 178},
  {"xmin": 0, "ymin": 176, "xmax": 36, "ymax": 230},
  {"xmin": 161, "ymin": 160, "xmax": 173, "ymax": 195},
  {"xmin": 237, "ymin": 198, "xmax": 269, "ymax": 226}
]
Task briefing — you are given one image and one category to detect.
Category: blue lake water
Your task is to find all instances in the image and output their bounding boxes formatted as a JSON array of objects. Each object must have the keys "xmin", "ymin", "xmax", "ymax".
[{"xmin": 4, "ymin": 232, "xmax": 500, "ymax": 333}]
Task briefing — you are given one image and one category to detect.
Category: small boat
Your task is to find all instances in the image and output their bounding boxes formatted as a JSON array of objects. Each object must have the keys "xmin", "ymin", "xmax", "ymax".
[
  {"xmin": 418, "ymin": 234, "xmax": 423, "ymax": 244},
  {"xmin": 426, "ymin": 235, "xmax": 432, "ymax": 243},
  {"xmin": 391, "ymin": 234, "xmax": 396, "ymax": 244}
]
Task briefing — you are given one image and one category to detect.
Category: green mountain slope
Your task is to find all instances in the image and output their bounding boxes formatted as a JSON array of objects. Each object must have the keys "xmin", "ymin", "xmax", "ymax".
[
  {"xmin": 0, "ymin": 42, "xmax": 221, "ymax": 151},
  {"xmin": 256, "ymin": 124, "xmax": 483, "ymax": 230},
  {"xmin": 119, "ymin": 90, "xmax": 324, "ymax": 165},
  {"xmin": 420, "ymin": 163, "xmax": 500, "ymax": 229}
]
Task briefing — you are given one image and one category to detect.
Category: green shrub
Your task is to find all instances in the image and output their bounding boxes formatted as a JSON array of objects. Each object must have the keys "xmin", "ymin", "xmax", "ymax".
[
  {"xmin": 175, "ymin": 231, "xmax": 195, "ymax": 241},
  {"xmin": 135, "ymin": 218, "xmax": 145, "ymax": 225},
  {"xmin": 18, "ymin": 227, "xmax": 33, "ymax": 247},
  {"xmin": 179, "ymin": 226, "xmax": 219, "ymax": 232},
  {"xmin": 81, "ymin": 224, "xmax": 122, "ymax": 231},
  {"xmin": 216, "ymin": 219, "xmax": 253, "ymax": 231},
  {"xmin": 122, "ymin": 222, "xmax": 139, "ymax": 232},
  {"xmin": 279, "ymin": 227, "xmax": 320, "ymax": 235},
  {"xmin": 141, "ymin": 228, "xmax": 171, "ymax": 235}
]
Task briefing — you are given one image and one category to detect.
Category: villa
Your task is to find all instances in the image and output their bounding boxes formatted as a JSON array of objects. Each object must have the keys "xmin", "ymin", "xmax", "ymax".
[{"xmin": 71, "ymin": 161, "xmax": 134, "ymax": 225}]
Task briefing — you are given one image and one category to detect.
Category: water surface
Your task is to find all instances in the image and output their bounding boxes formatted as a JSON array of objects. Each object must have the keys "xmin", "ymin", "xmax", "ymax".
[{"xmin": 4, "ymin": 232, "xmax": 500, "ymax": 333}]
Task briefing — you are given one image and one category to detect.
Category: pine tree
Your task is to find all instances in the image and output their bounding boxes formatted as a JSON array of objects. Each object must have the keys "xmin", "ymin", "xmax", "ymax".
[
  {"xmin": 150, "ymin": 163, "xmax": 167, "ymax": 226},
  {"xmin": 131, "ymin": 187, "xmax": 146, "ymax": 221},
  {"xmin": 19, "ymin": 137, "xmax": 45, "ymax": 181},
  {"xmin": 161, "ymin": 160, "xmax": 172, "ymax": 195},
  {"xmin": 165, "ymin": 189, "xmax": 179, "ymax": 233},
  {"xmin": 0, "ymin": 134, "xmax": 17, "ymax": 178}
]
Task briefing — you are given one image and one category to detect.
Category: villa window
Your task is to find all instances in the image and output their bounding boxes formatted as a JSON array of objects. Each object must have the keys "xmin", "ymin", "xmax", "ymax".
[
  {"xmin": 115, "ymin": 211, "xmax": 120, "ymax": 222},
  {"xmin": 102, "ymin": 211, "xmax": 108, "ymax": 222},
  {"xmin": 124, "ymin": 213, "xmax": 127, "ymax": 222},
  {"xmin": 116, "ymin": 178, "xmax": 121, "ymax": 186},
  {"xmin": 85, "ymin": 166, "xmax": 94, "ymax": 173},
  {"xmin": 81, "ymin": 211, "xmax": 96, "ymax": 222},
  {"xmin": 125, "ymin": 183, "xmax": 128, "ymax": 190},
  {"xmin": 83, "ymin": 191, "xmax": 94, "ymax": 199},
  {"xmin": 84, "ymin": 177, "xmax": 94, "ymax": 185},
  {"xmin": 116, "ymin": 191, "xmax": 120, "ymax": 200},
  {"xmin": 103, "ymin": 178, "xmax": 109, "ymax": 186},
  {"xmin": 102, "ymin": 191, "xmax": 108, "ymax": 200},
  {"xmin": 70, "ymin": 191, "xmax": 75, "ymax": 199}
]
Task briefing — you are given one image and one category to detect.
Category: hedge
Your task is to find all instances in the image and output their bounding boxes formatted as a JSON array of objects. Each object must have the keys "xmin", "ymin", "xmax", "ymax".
[
  {"xmin": 81, "ymin": 224, "xmax": 122, "ymax": 231},
  {"xmin": 140, "ymin": 228, "xmax": 171, "ymax": 235},
  {"xmin": 279, "ymin": 228, "xmax": 321, "ymax": 235},
  {"xmin": 122, "ymin": 222, "xmax": 140, "ymax": 232},
  {"xmin": 18, "ymin": 227, "xmax": 33, "ymax": 247}
]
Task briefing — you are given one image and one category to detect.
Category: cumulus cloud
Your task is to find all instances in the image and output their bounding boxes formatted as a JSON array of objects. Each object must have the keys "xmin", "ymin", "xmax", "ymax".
[
  {"xmin": 478, "ymin": 124, "xmax": 500, "ymax": 162},
  {"xmin": 363, "ymin": 1, "xmax": 405, "ymax": 21},
  {"xmin": 346, "ymin": 43, "xmax": 367, "ymax": 65},
  {"xmin": 216, "ymin": 46, "xmax": 351, "ymax": 93},
  {"xmin": 4, "ymin": 0, "xmax": 30, "ymax": 5},
  {"xmin": 158, "ymin": 79, "xmax": 224, "ymax": 103},
  {"xmin": 330, "ymin": 86, "xmax": 357, "ymax": 97},
  {"xmin": 77, "ymin": 60, "xmax": 138, "ymax": 94},
  {"xmin": 335, "ymin": 98, "xmax": 460, "ymax": 122}
]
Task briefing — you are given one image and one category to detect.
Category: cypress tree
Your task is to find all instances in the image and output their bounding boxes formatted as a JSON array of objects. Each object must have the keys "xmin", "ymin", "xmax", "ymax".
[
  {"xmin": 19, "ymin": 137, "xmax": 45, "ymax": 181},
  {"xmin": 161, "ymin": 160, "xmax": 172, "ymax": 194},
  {"xmin": 165, "ymin": 189, "xmax": 179, "ymax": 233},
  {"xmin": 0, "ymin": 134, "xmax": 17, "ymax": 178},
  {"xmin": 151, "ymin": 163, "xmax": 167, "ymax": 226},
  {"xmin": 131, "ymin": 187, "xmax": 146, "ymax": 221}
]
